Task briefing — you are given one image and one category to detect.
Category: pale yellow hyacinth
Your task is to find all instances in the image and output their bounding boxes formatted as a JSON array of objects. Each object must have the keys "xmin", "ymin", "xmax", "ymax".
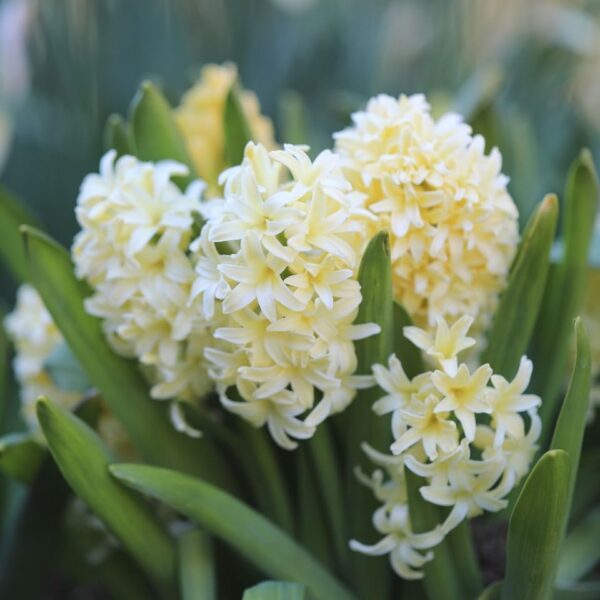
[
  {"xmin": 190, "ymin": 142, "xmax": 379, "ymax": 448},
  {"xmin": 175, "ymin": 63, "xmax": 276, "ymax": 197},
  {"xmin": 72, "ymin": 150, "xmax": 213, "ymax": 414},
  {"xmin": 334, "ymin": 94, "xmax": 519, "ymax": 332},
  {"xmin": 4, "ymin": 284, "xmax": 81, "ymax": 429},
  {"xmin": 352, "ymin": 316, "xmax": 541, "ymax": 579}
]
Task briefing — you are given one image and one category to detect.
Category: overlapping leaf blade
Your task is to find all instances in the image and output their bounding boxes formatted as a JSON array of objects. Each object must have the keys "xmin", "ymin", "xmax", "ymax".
[
  {"xmin": 502, "ymin": 450, "xmax": 571, "ymax": 600},
  {"xmin": 110, "ymin": 463, "xmax": 356, "ymax": 600},
  {"xmin": 482, "ymin": 194, "xmax": 558, "ymax": 378},
  {"xmin": 104, "ymin": 113, "xmax": 133, "ymax": 157},
  {"xmin": 243, "ymin": 581, "xmax": 307, "ymax": 600},
  {"xmin": 557, "ymin": 508, "xmax": 600, "ymax": 584},
  {"xmin": 0, "ymin": 433, "xmax": 44, "ymax": 484},
  {"xmin": 179, "ymin": 529, "xmax": 216, "ymax": 600},
  {"xmin": 37, "ymin": 398, "xmax": 176, "ymax": 586},
  {"xmin": 129, "ymin": 81, "xmax": 197, "ymax": 188},
  {"xmin": 531, "ymin": 150, "xmax": 598, "ymax": 434}
]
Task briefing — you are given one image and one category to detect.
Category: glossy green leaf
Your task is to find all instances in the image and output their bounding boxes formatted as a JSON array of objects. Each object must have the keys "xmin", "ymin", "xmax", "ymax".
[
  {"xmin": 129, "ymin": 81, "xmax": 197, "ymax": 187},
  {"xmin": 477, "ymin": 581, "xmax": 503, "ymax": 600},
  {"xmin": 297, "ymin": 446, "xmax": 334, "ymax": 571},
  {"xmin": 44, "ymin": 340, "xmax": 90, "ymax": 392},
  {"xmin": 22, "ymin": 226, "xmax": 233, "ymax": 488},
  {"xmin": 502, "ymin": 450, "xmax": 571, "ymax": 600},
  {"xmin": 0, "ymin": 433, "xmax": 44, "ymax": 484},
  {"xmin": 532, "ymin": 150, "xmax": 598, "ymax": 433},
  {"xmin": 345, "ymin": 231, "xmax": 393, "ymax": 599},
  {"xmin": 224, "ymin": 83, "xmax": 253, "ymax": 166},
  {"xmin": 0, "ymin": 453, "xmax": 70, "ymax": 598},
  {"xmin": 37, "ymin": 398, "xmax": 176, "ymax": 586},
  {"xmin": 393, "ymin": 301, "xmax": 425, "ymax": 378},
  {"xmin": 110, "ymin": 463, "xmax": 356, "ymax": 600},
  {"xmin": 482, "ymin": 194, "xmax": 558, "ymax": 378},
  {"xmin": 306, "ymin": 423, "xmax": 349, "ymax": 573},
  {"xmin": 445, "ymin": 520, "xmax": 483, "ymax": 598},
  {"xmin": 405, "ymin": 468, "xmax": 464, "ymax": 600},
  {"xmin": 554, "ymin": 580, "xmax": 600, "ymax": 599},
  {"xmin": 0, "ymin": 185, "xmax": 39, "ymax": 282},
  {"xmin": 179, "ymin": 529, "xmax": 216, "ymax": 600},
  {"xmin": 550, "ymin": 318, "xmax": 591, "ymax": 523},
  {"xmin": 243, "ymin": 581, "xmax": 307, "ymax": 600},
  {"xmin": 104, "ymin": 113, "xmax": 132, "ymax": 157},
  {"xmin": 557, "ymin": 508, "xmax": 600, "ymax": 584},
  {"xmin": 0, "ymin": 397, "xmax": 99, "ymax": 598}
]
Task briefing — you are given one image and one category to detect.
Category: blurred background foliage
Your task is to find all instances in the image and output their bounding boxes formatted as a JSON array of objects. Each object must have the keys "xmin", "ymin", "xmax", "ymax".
[{"xmin": 1, "ymin": 0, "xmax": 600, "ymax": 298}]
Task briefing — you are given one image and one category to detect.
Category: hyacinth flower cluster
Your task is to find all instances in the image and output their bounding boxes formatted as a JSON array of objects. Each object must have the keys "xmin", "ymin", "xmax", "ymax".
[
  {"xmin": 335, "ymin": 94, "xmax": 519, "ymax": 332},
  {"xmin": 193, "ymin": 142, "xmax": 380, "ymax": 448},
  {"xmin": 71, "ymin": 151, "xmax": 212, "ymax": 434},
  {"xmin": 352, "ymin": 316, "xmax": 542, "ymax": 579}
]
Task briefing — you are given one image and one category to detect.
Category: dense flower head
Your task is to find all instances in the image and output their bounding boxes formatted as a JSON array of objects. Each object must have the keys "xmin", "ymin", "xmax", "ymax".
[
  {"xmin": 190, "ymin": 142, "xmax": 379, "ymax": 448},
  {"xmin": 175, "ymin": 63, "xmax": 276, "ymax": 197},
  {"xmin": 72, "ymin": 150, "xmax": 213, "ymax": 418},
  {"xmin": 3, "ymin": 284, "xmax": 81, "ymax": 428},
  {"xmin": 334, "ymin": 94, "xmax": 519, "ymax": 332},
  {"xmin": 352, "ymin": 316, "xmax": 541, "ymax": 579}
]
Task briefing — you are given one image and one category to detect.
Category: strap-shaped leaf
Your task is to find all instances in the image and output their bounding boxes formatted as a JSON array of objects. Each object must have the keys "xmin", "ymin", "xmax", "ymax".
[
  {"xmin": 0, "ymin": 317, "xmax": 8, "ymax": 426},
  {"xmin": 405, "ymin": 468, "xmax": 464, "ymax": 600},
  {"xmin": 21, "ymin": 226, "xmax": 233, "ymax": 488},
  {"xmin": 550, "ymin": 318, "xmax": 591, "ymax": 523},
  {"xmin": 393, "ymin": 301, "xmax": 425, "ymax": 378},
  {"xmin": 532, "ymin": 150, "xmax": 598, "ymax": 433},
  {"xmin": 104, "ymin": 113, "xmax": 133, "ymax": 157},
  {"xmin": 129, "ymin": 81, "xmax": 197, "ymax": 188},
  {"xmin": 37, "ymin": 398, "xmax": 176, "ymax": 586},
  {"xmin": 345, "ymin": 231, "xmax": 393, "ymax": 599},
  {"xmin": 224, "ymin": 83, "xmax": 253, "ymax": 166},
  {"xmin": 0, "ymin": 433, "xmax": 44, "ymax": 484},
  {"xmin": 557, "ymin": 508, "xmax": 600, "ymax": 584},
  {"xmin": 482, "ymin": 194, "xmax": 558, "ymax": 378},
  {"xmin": 179, "ymin": 529, "xmax": 216, "ymax": 600},
  {"xmin": 0, "ymin": 185, "xmax": 39, "ymax": 282},
  {"xmin": 503, "ymin": 450, "xmax": 571, "ymax": 600},
  {"xmin": 243, "ymin": 581, "xmax": 307, "ymax": 600},
  {"xmin": 110, "ymin": 463, "xmax": 356, "ymax": 600}
]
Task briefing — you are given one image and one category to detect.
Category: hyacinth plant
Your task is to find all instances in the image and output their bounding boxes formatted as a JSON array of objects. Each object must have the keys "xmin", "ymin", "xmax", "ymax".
[{"xmin": 0, "ymin": 65, "xmax": 598, "ymax": 600}]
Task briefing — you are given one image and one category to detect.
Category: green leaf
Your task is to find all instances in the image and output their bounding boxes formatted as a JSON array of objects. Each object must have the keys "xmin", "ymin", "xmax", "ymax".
[
  {"xmin": 557, "ymin": 508, "xmax": 600, "ymax": 584},
  {"xmin": 554, "ymin": 581, "xmax": 600, "ymax": 599},
  {"xmin": 445, "ymin": 521, "xmax": 483, "ymax": 598},
  {"xmin": 243, "ymin": 581, "xmax": 307, "ymax": 600},
  {"xmin": 570, "ymin": 450, "xmax": 600, "ymax": 524},
  {"xmin": 0, "ymin": 433, "xmax": 44, "ymax": 484},
  {"xmin": 21, "ymin": 226, "xmax": 234, "ymax": 488},
  {"xmin": 502, "ymin": 450, "xmax": 571, "ymax": 600},
  {"xmin": 224, "ymin": 83, "xmax": 253, "ymax": 166},
  {"xmin": 0, "ymin": 397, "xmax": 99, "ymax": 598},
  {"xmin": 104, "ymin": 113, "xmax": 133, "ymax": 157},
  {"xmin": 37, "ymin": 398, "xmax": 176, "ymax": 586},
  {"xmin": 482, "ymin": 194, "xmax": 558, "ymax": 378},
  {"xmin": 345, "ymin": 231, "xmax": 393, "ymax": 599},
  {"xmin": 297, "ymin": 446, "xmax": 334, "ymax": 571},
  {"xmin": 110, "ymin": 463, "xmax": 356, "ymax": 600},
  {"xmin": 550, "ymin": 318, "xmax": 591, "ymax": 524},
  {"xmin": 0, "ymin": 453, "xmax": 70, "ymax": 598},
  {"xmin": 0, "ymin": 185, "xmax": 39, "ymax": 282},
  {"xmin": 129, "ymin": 81, "xmax": 197, "ymax": 188},
  {"xmin": 393, "ymin": 301, "xmax": 425, "ymax": 378},
  {"xmin": 477, "ymin": 581, "xmax": 503, "ymax": 600},
  {"xmin": 405, "ymin": 468, "xmax": 464, "ymax": 600},
  {"xmin": 531, "ymin": 150, "xmax": 599, "ymax": 434},
  {"xmin": 0, "ymin": 318, "xmax": 9, "ymax": 426},
  {"xmin": 44, "ymin": 340, "xmax": 90, "ymax": 392},
  {"xmin": 179, "ymin": 529, "xmax": 216, "ymax": 600},
  {"xmin": 306, "ymin": 423, "xmax": 350, "ymax": 574}
]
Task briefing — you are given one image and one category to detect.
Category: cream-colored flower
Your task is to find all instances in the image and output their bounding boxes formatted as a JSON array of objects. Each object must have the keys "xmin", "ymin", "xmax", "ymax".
[
  {"xmin": 355, "ymin": 316, "xmax": 541, "ymax": 579},
  {"xmin": 4, "ymin": 285, "xmax": 81, "ymax": 430},
  {"xmin": 334, "ymin": 94, "xmax": 519, "ymax": 333},
  {"xmin": 175, "ymin": 63, "xmax": 275, "ymax": 196},
  {"xmin": 193, "ymin": 142, "xmax": 378, "ymax": 448},
  {"xmin": 403, "ymin": 315, "xmax": 475, "ymax": 375},
  {"xmin": 72, "ymin": 151, "xmax": 213, "ymax": 413}
]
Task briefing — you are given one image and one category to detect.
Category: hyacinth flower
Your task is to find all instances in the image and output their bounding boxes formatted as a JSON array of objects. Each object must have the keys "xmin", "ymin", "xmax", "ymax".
[{"xmin": 0, "ymin": 74, "xmax": 596, "ymax": 600}]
